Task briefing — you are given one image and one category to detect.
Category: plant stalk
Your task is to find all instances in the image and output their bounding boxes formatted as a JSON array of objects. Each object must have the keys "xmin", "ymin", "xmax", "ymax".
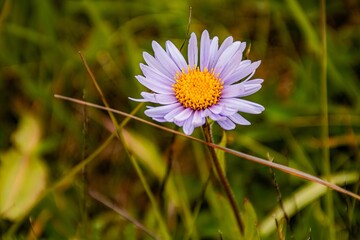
[
  {"xmin": 320, "ymin": 0, "xmax": 335, "ymax": 239},
  {"xmin": 202, "ymin": 121, "xmax": 244, "ymax": 235}
]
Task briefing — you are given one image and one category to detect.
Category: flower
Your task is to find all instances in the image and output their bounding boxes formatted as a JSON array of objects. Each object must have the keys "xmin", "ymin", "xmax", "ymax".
[{"xmin": 131, "ymin": 30, "xmax": 264, "ymax": 135}]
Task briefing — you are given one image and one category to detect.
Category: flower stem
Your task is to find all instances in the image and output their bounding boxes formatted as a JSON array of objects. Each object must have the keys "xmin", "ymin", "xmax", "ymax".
[
  {"xmin": 202, "ymin": 121, "xmax": 244, "ymax": 235},
  {"xmin": 320, "ymin": 0, "xmax": 335, "ymax": 239}
]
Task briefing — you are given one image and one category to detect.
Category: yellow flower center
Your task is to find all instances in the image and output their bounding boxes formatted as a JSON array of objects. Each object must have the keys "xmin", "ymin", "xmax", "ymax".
[{"xmin": 173, "ymin": 67, "xmax": 223, "ymax": 110}]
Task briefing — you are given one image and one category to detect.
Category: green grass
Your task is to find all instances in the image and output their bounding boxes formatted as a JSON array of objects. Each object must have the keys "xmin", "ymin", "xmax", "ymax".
[{"xmin": 1, "ymin": 0, "xmax": 360, "ymax": 239}]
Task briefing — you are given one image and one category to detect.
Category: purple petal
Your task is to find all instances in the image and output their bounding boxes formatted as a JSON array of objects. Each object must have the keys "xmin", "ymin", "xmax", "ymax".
[
  {"xmin": 236, "ymin": 59, "xmax": 251, "ymax": 68},
  {"xmin": 215, "ymin": 36, "xmax": 234, "ymax": 61},
  {"xmin": 200, "ymin": 30, "xmax": 211, "ymax": 71},
  {"xmin": 217, "ymin": 118, "xmax": 236, "ymax": 130},
  {"xmin": 214, "ymin": 41, "xmax": 241, "ymax": 74},
  {"xmin": 164, "ymin": 106, "xmax": 186, "ymax": 121},
  {"xmin": 152, "ymin": 117, "xmax": 167, "ymax": 122},
  {"xmin": 166, "ymin": 41, "xmax": 188, "ymax": 71},
  {"xmin": 240, "ymin": 82, "xmax": 263, "ymax": 97},
  {"xmin": 219, "ymin": 42, "xmax": 247, "ymax": 80},
  {"xmin": 222, "ymin": 79, "xmax": 263, "ymax": 98},
  {"xmin": 143, "ymin": 52, "xmax": 174, "ymax": 79},
  {"xmin": 140, "ymin": 92, "xmax": 178, "ymax": 104},
  {"xmin": 145, "ymin": 103, "xmax": 182, "ymax": 118},
  {"xmin": 128, "ymin": 96, "xmax": 149, "ymax": 102},
  {"xmin": 183, "ymin": 114, "xmax": 195, "ymax": 135},
  {"xmin": 228, "ymin": 113, "xmax": 251, "ymax": 125},
  {"xmin": 173, "ymin": 108, "xmax": 193, "ymax": 121},
  {"xmin": 136, "ymin": 75, "xmax": 173, "ymax": 94},
  {"xmin": 219, "ymin": 105, "xmax": 238, "ymax": 116},
  {"xmin": 220, "ymin": 98, "xmax": 265, "ymax": 114},
  {"xmin": 208, "ymin": 37, "xmax": 219, "ymax": 69},
  {"xmin": 224, "ymin": 60, "xmax": 261, "ymax": 85},
  {"xmin": 174, "ymin": 119, "xmax": 185, "ymax": 127},
  {"xmin": 192, "ymin": 110, "xmax": 205, "ymax": 127},
  {"xmin": 152, "ymin": 41, "xmax": 181, "ymax": 76},
  {"xmin": 221, "ymin": 83, "xmax": 246, "ymax": 98},
  {"xmin": 202, "ymin": 109, "xmax": 227, "ymax": 121},
  {"xmin": 140, "ymin": 63, "xmax": 175, "ymax": 84},
  {"xmin": 188, "ymin": 33, "xmax": 198, "ymax": 67},
  {"xmin": 239, "ymin": 42, "xmax": 246, "ymax": 53},
  {"xmin": 244, "ymin": 78, "xmax": 264, "ymax": 84},
  {"xmin": 208, "ymin": 104, "xmax": 223, "ymax": 114}
]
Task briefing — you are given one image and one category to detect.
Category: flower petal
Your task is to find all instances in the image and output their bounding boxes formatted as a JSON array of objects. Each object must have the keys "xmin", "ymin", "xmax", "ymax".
[
  {"xmin": 128, "ymin": 96, "xmax": 149, "ymax": 102},
  {"xmin": 220, "ymin": 42, "xmax": 246, "ymax": 80},
  {"xmin": 208, "ymin": 37, "xmax": 219, "ymax": 69},
  {"xmin": 245, "ymin": 78, "xmax": 264, "ymax": 85},
  {"xmin": 214, "ymin": 41, "xmax": 241, "ymax": 74},
  {"xmin": 200, "ymin": 30, "xmax": 211, "ymax": 71},
  {"xmin": 221, "ymin": 79, "xmax": 263, "ymax": 98},
  {"xmin": 174, "ymin": 119, "xmax": 185, "ymax": 127},
  {"xmin": 221, "ymin": 83, "xmax": 246, "ymax": 98},
  {"xmin": 143, "ymin": 52, "xmax": 174, "ymax": 79},
  {"xmin": 228, "ymin": 113, "xmax": 251, "ymax": 125},
  {"xmin": 217, "ymin": 118, "xmax": 236, "ymax": 130},
  {"xmin": 152, "ymin": 41, "xmax": 180, "ymax": 76},
  {"xmin": 164, "ymin": 106, "xmax": 186, "ymax": 121},
  {"xmin": 202, "ymin": 108, "xmax": 227, "ymax": 121},
  {"xmin": 144, "ymin": 103, "xmax": 182, "ymax": 118},
  {"xmin": 215, "ymin": 36, "xmax": 234, "ymax": 61},
  {"xmin": 140, "ymin": 63, "xmax": 175, "ymax": 84},
  {"xmin": 239, "ymin": 42, "xmax": 246, "ymax": 54},
  {"xmin": 188, "ymin": 32, "xmax": 198, "ymax": 67},
  {"xmin": 173, "ymin": 108, "xmax": 193, "ymax": 121},
  {"xmin": 208, "ymin": 104, "xmax": 223, "ymax": 114},
  {"xmin": 192, "ymin": 110, "xmax": 205, "ymax": 127},
  {"xmin": 224, "ymin": 60, "xmax": 261, "ymax": 85},
  {"xmin": 183, "ymin": 114, "xmax": 195, "ymax": 135},
  {"xmin": 135, "ymin": 75, "xmax": 173, "ymax": 94},
  {"xmin": 240, "ymin": 81, "xmax": 263, "ymax": 97},
  {"xmin": 140, "ymin": 92, "xmax": 178, "ymax": 104},
  {"xmin": 219, "ymin": 105, "xmax": 238, "ymax": 116},
  {"xmin": 153, "ymin": 117, "xmax": 167, "ymax": 122},
  {"xmin": 166, "ymin": 41, "xmax": 188, "ymax": 71},
  {"xmin": 220, "ymin": 98, "xmax": 265, "ymax": 114}
]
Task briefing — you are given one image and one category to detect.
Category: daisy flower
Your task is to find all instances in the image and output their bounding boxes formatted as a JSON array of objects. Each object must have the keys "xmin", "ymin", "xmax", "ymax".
[{"xmin": 131, "ymin": 30, "xmax": 265, "ymax": 135}]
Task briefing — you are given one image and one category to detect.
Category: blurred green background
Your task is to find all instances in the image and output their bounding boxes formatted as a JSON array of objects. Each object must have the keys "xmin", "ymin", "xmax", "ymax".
[{"xmin": 1, "ymin": 0, "xmax": 359, "ymax": 239}]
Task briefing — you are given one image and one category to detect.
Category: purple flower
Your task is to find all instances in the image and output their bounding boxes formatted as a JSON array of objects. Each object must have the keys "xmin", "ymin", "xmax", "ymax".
[{"xmin": 131, "ymin": 30, "xmax": 265, "ymax": 135}]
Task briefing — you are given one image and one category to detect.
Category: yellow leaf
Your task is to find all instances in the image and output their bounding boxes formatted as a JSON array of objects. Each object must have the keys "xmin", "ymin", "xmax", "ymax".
[
  {"xmin": 0, "ymin": 150, "xmax": 47, "ymax": 220},
  {"xmin": 0, "ymin": 113, "xmax": 47, "ymax": 220},
  {"xmin": 11, "ymin": 113, "xmax": 41, "ymax": 154}
]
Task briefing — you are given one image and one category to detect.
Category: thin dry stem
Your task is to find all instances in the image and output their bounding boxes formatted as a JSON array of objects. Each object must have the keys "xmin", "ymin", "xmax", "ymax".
[
  {"xmin": 89, "ymin": 189, "xmax": 159, "ymax": 239},
  {"xmin": 54, "ymin": 95, "xmax": 360, "ymax": 202}
]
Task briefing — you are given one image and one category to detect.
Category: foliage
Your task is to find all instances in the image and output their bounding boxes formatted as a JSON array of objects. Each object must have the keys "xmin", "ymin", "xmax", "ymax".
[{"xmin": 1, "ymin": 0, "xmax": 359, "ymax": 239}]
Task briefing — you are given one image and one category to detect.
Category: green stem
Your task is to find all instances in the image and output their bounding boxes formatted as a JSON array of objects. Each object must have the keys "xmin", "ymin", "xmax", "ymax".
[
  {"xmin": 320, "ymin": 0, "xmax": 335, "ymax": 239},
  {"xmin": 118, "ymin": 132, "xmax": 171, "ymax": 240},
  {"xmin": 202, "ymin": 121, "xmax": 244, "ymax": 235},
  {"xmin": 78, "ymin": 52, "xmax": 170, "ymax": 238}
]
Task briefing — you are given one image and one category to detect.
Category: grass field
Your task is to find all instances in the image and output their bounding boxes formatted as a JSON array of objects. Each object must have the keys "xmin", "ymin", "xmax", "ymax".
[{"xmin": 1, "ymin": 0, "xmax": 360, "ymax": 239}]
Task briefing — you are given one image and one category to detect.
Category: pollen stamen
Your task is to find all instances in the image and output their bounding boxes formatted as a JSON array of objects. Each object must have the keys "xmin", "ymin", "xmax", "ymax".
[{"xmin": 173, "ymin": 67, "xmax": 223, "ymax": 110}]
